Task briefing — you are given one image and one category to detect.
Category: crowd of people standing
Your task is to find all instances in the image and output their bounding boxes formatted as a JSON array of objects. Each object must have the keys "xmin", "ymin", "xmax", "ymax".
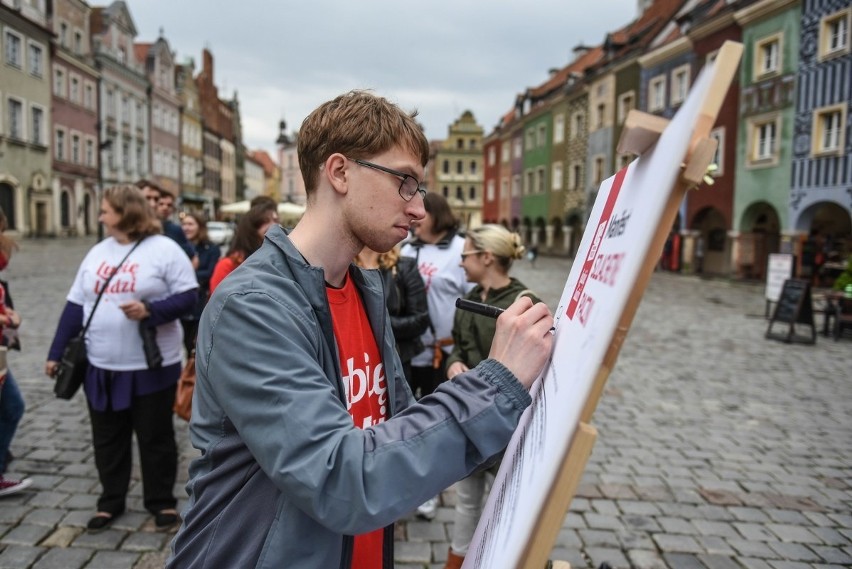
[{"xmin": 2, "ymin": 93, "xmax": 552, "ymax": 569}]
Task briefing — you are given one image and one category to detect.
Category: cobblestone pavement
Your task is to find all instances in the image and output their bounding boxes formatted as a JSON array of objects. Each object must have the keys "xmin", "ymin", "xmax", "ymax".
[{"xmin": 0, "ymin": 237, "xmax": 850, "ymax": 569}]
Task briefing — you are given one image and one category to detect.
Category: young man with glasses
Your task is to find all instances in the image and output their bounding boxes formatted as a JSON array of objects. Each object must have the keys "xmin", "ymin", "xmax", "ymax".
[{"xmin": 168, "ymin": 90, "xmax": 554, "ymax": 569}]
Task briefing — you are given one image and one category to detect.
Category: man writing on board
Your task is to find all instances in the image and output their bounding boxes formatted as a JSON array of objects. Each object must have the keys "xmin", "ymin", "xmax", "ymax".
[{"xmin": 167, "ymin": 90, "xmax": 554, "ymax": 569}]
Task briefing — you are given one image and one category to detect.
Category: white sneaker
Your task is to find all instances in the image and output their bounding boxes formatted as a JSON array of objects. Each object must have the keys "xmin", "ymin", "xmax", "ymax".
[
  {"xmin": 0, "ymin": 476, "xmax": 32, "ymax": 497},
  {"xmin": 416, "ymin": 497, "xmax": 437, "ymax": 520}
]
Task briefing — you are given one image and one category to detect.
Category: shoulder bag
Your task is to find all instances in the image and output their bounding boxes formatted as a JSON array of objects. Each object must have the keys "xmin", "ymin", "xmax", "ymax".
[
  {"xmin": 54, "ymin": 239, "xmax": 145, "ymax": 400},
  {"xmin": 173, "ymin": 348, "xmax": 195, "ymax": 421}
]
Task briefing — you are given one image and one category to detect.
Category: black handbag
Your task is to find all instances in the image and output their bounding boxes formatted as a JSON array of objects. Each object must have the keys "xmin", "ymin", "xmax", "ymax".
[{"xmin": 54, "ymin": 239, "xmax": 145, "ymax": 400}]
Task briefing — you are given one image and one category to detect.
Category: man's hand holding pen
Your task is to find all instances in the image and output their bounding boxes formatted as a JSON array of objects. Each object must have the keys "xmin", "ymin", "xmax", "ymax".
[{"xmin": 456, "ymin": 297, "xmax": 554, "ymax": 390}]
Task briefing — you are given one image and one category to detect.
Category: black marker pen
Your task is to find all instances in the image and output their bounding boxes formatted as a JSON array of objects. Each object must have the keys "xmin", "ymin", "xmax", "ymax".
[{"xmin": 455, "ymin": 298, "xmax": 505, "ymax": 319}]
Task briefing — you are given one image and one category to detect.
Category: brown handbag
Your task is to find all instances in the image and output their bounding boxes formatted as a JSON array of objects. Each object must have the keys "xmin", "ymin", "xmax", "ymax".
[{"xmin": 173, "ymin": 352, "xmax": 196, "ymax": 421}]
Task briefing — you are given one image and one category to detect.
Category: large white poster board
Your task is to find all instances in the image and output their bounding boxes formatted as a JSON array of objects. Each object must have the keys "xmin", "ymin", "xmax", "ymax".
[{"xmin": 463, "ymin": 44, "xmax": 742, "ymax": 568}]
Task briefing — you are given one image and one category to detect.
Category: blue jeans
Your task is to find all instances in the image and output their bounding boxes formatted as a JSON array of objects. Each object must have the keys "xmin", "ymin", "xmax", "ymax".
[{"xmin": 0, "ymin": 370, "xmax": 25, "ymax": 475}]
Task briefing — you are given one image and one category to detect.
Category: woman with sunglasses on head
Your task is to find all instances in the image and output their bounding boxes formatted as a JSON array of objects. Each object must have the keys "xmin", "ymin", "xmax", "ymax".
[{"xmin": 443, "ymin": 224, "xmax": 541, "ymax": 569}]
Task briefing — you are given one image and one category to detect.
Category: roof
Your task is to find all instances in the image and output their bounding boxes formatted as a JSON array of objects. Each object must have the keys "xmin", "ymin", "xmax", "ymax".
[
  {"xmin": 527, "ymin": 45, "xmax": 605, "ymax": 100},
  {"xmin": 134, "ymin": 42, "xmax": 152, "ymax": 64},
  {"xmin": 249, "ymin": 150, "xmax": 278, "ymax": 177}
]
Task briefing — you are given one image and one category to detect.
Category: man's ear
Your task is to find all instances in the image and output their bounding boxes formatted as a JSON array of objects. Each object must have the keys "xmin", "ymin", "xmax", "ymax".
[{"xmin": 324, "ymin": 154, "xmax": 349, "ymax": 196}]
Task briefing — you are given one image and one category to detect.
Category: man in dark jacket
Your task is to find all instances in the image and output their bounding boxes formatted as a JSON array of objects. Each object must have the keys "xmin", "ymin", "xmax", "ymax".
[
  {"xmin": 137, "ymin": 180, "xmax": 198, "ymax": 268},
  {"xmin": 167, "ymin": 91, "xmax": 554, "ymax": 569}
]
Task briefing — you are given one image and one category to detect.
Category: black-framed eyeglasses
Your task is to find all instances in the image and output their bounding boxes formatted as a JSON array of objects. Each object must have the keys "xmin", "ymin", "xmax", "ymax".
[{"xmin": 348, "ymin": 157, "xmax": 426, "ymax": 202}]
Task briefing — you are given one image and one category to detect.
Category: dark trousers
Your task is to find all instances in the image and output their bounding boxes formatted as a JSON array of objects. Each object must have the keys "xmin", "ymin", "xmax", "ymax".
[
  {"xmin": 409, "ymin": 362, "xmax": 446, "ymax": 399},
  {"xmin": 87, "ymin": 384, "xmax": 178, "ymax": 515}
]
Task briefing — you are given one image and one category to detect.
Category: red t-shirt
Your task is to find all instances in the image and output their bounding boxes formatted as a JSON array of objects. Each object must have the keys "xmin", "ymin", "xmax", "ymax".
[{"xmin": 327, "ymin": 276, "xmax": 388, "ymax": 569}]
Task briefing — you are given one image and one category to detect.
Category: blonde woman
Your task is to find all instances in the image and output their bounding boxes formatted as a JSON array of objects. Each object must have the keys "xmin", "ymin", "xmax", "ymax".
[{"xmin": 444, "ymin": 224, "xmax": 542, "ymax": 569}]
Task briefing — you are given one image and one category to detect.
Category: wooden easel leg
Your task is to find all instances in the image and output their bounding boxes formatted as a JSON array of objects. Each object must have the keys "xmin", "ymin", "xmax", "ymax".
[{"xmin": 520, "ymin": 423, "xmax": 598, "ymax": 569}]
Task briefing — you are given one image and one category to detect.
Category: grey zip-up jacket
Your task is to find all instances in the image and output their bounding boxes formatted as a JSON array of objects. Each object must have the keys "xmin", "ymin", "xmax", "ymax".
[{"xmin": 168, "ymin": 226, "xmax": 532, "ymax": 568}]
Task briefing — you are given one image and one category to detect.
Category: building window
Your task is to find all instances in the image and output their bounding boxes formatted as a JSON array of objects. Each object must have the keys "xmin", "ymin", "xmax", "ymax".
[
  {"xmin": 60, "ymin": 191, "xmax": 71, "ymax": 227},
  {"xmin": 72, "ymin": 134, "xmax": 80, "ymax": 163},
  {"xmin": 30, "ymin": 105, "xmax": 44, "ymax": 145},
  {"xmin": 456, "ymin": 138, "xmax": 463, "ymax": 150},
  {"xmin": 649, "ymin": 75, "xmax": 666, "ymax": 112},
  {"xmin": 526, "ymin": 128, "xmax": 535, "ymax": 150},
  {"xmin": 86, "ymin": 138, "xmax": 95, "ymax": 167},
  {"xmin": 571, "ymin": 163, "xmax": 582, "ymax": 190},
  {"xmin": 55, "ymin": 128, "xmax": 66, "ymax": 160},
  {"xmin": 487, "ymin": 180, "xmax": 495, "ymax": 201},
  {"xmin": 571, "ymin": 112, "xmax": 584, "ymax": 138},
  {"xmin": 501, "ymin": 179, "xmax": 508, "ymax": 198},
  {"xmin": 709, "ymin": 127, "xmax": 725, "ymax": 176},
  {"xmin": 456, "ymin": 160, "xmax": 463, "ymax": 174},
  {"xmin": 136, "ymin": 143, "xmax": 144, "ymax": 172},
  {"xmin": 512, "ymin": 175, "xmax": 521, "ymax": 197},
  {"xmin": 513, "ymin": 139, "xmax": 522, "ymax": 158},
  {"xmin": 537, "ymin": 124, "xmax": 546, "ymax": 146},
  {"xmin": 501, "ymin": 143, "xmax": 509, "ymax": 163},
  {"xmin": 617, "ymin": 92, "xmax": 635, "ymax": 124},
  {"xmin": 442, "ymin": 186, "xmax": 449, "ymax": 197},
  {"xmin": 122, "ymin": 97, "xmax": 130, "ymax": 124},
  {"xmin": 754, "ymin": 34, "xmax": 782, "ymax": 79},
  {"xmin": 819, "ymin": 9, "xmax": 850, "ymax": 60},
  {"xmin": 121, "ymin": 140, "xmax": 131, "ymax": 172},
  {"xmin": 553, "ymin": 114, "xmax": 565, "ymax": 144},
  {"xmin": 456, "ymin": 187, "xmax": 463, "ymax": 201},
  {"xmin": 595, "ymin": 103, "xmax": 605, "ymax": 129},
  {"xmin": 671, "ymin": 65, "xmax": 690, "ymax": 106},
  {"xmin": 442, "ymin": 160, "xmax": 449, "ymax": 174},
  {"xmin": 536, "ymin": 167, "xmax": 545, "ymax": 193},
  {"xmin": 59, "ymin": 22, "xmax": 68, "ymax": 47},
  {"xmin": 812, "ymin": 104, "xmax": 846, "ymax": 156},
  {"xmin": 53, "ymin": 68, "xmax": 65, "ymax": 97},
  {"xmin": 4, "ymin": 30, "xmax": 22, "ymax": 68},
  {"xmin": 28, "ymin": 41, "xmax": 43, "ymax": 77},
  {"xmin": 7, "ymin": 98, "xmax": 23, "ymax": 140},
  {"xmin": 618, "ymin": 154, "xmax": 632, "ymax": 169},
  {"xmin": 469, "ymin": 186, "xmax": 476, "ymax": 200},
  {"xmin": 106, "ymin": 89, "xmax": 115, "ymax": 117},
  {"xmin": 488, "ymin": 147, "xmax": 496, "ymax": 166},
  {"xmin": 70, "ymin": 75, "xmax": 80, "ymax": 104},
  {"xmin": 74, "ymin": 31, "xmax": 83, "ymax": 54},
  {"xmin": 525, "ymin": 170, "xmax": 533, "ymax": 195},
  {"xmin": 469, "ymin": 139, "xmax": 476, "ymax": 150},
  {"xmin": 470, "ymin": 160, "xmax": 477, "ymax": 174},
  {"xmin": 747, "ymin": 114, "xmax": 781, "ymax": 166},
  {"xmin": 84, "ymin": 83, "xmax": 94, "ymax": 110},
  {"xmin": 593, "ymin": 156, "xmax": 605, "ymax": 185},
  {"xmin": 552, "ymin": 162, "xmax": 563, "ymax": 191}
]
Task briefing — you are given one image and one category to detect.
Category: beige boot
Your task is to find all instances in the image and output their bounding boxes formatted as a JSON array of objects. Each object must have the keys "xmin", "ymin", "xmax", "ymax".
[{"xmin": 443, "ymin": 548, "xmax": 465, "ymax": 569}]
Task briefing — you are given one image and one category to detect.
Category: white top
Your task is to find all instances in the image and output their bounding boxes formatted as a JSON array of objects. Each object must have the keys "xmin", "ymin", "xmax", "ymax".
[
  {"xmin": 67, "ymin": 235, "xmax": 198, "ymax": 370},
  {"xmin": 401, "ymin": 234, "xmax": 474, "ymax": 367}
]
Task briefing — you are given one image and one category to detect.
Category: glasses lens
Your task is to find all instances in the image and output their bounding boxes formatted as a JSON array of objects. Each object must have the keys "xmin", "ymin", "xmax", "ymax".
[{"xmin": 399, "ymin": 176, "xmax": 420, "ymax": 201}]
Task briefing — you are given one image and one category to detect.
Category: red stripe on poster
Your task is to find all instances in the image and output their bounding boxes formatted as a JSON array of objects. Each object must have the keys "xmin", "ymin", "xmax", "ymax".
[{"xmin": 566, "ymin": 166, "xmax": 629, "ymax": 320}]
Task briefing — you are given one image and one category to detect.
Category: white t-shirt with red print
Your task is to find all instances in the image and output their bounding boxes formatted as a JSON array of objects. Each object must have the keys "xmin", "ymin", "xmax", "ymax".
[{"xmin": 67, "ymin": 235, "xmax": 198, "ymax": 371}]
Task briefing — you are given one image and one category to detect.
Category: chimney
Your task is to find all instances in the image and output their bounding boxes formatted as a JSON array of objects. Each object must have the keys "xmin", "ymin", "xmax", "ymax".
[
  {"xmin": 572, "ymin": 43, "xmax": 591, "ymax": 58},
  {"xmin": 202, "ymin": 48, "xmax": 214, "ymax": 83}
]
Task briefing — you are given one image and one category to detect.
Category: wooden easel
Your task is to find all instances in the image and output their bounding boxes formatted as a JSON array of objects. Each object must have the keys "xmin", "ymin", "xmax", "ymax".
[{"xmin": 517, "ymin": 41, "xmax": 744, "ymax": 569}]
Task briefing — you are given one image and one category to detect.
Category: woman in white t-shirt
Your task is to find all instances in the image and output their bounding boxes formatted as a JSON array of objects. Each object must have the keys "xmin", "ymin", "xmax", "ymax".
[
  {"xmin": 45, "ymin": 185, "xmax": 198, "ymax": 533},
  {"xmin": 400, "ymin": 192, "xmax": 473, "ymax": 521}
]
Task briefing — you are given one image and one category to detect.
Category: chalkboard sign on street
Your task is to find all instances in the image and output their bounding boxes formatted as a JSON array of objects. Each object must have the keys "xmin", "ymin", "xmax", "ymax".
[{"xmin": 765, "ymin": 278, "xmax": 816, "ymax": 344}]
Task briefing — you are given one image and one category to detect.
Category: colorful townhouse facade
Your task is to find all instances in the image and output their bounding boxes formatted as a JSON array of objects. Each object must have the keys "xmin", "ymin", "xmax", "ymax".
[
  {"xmin": 732, "ymin": 0, "xmax": 800, "ymax": 279},
  {"xmin": 0, "ymin": 0, "xmax": 52, "ymax": 235},
  {"xmin": 51, "ymin": 0, "xmax": 99, "ymax": 237},
  {"xmin": 136, "ymin": 34, "xmax": 180, "ymax": 196},
  {"xmin": 176, "ymin": 58, "xmax": 207, "ymax": 215},
  {"xmin": 91, "ymin": 1, "xmax": 149, "ymax": 193},
  {"xmin": 789, "ymin": 0, "xmax": 851, "ymax": 272},
  {"xmin": 432, "ymin": 110, "xmax": 484, "ymax": 230}
]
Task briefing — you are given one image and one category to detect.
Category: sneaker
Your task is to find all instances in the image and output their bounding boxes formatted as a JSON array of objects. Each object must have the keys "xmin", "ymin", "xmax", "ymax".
[
  {"xmin": 0, "ymin": 476, "xmax": 32, "ymax": 497},
  {"xmin": 416, "ymin": 496, "xmax": 437, "ymax": 520}
]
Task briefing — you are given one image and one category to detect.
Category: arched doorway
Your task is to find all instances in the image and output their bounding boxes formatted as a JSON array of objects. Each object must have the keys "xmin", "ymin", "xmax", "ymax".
[
  {"xmin": 565, "ymin": 211, "xmax": 584, "ymax": 258},
  {"xmin": 0, "ymin": 183, "xmax": 16, "ymax": 229},
  {"xmin": 738, "ymin": 202, "xmax": 781, "ymax": 280},
  {"xmin": 550, "ymin": 216, "xmax": 564, "ymax": 255},
  {"xmin": 691, "ymin": 207, "xmax": 729, "ymax": 275},
  {"xmin": 84, "ymin": 193, "xmax": 92, "ymax": 234}
]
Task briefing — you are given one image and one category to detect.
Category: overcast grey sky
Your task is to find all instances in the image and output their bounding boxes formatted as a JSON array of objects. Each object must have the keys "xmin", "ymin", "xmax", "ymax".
[{"xmin": 130, "ymin": 1, "xmax": 639, "ymax": 156}]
